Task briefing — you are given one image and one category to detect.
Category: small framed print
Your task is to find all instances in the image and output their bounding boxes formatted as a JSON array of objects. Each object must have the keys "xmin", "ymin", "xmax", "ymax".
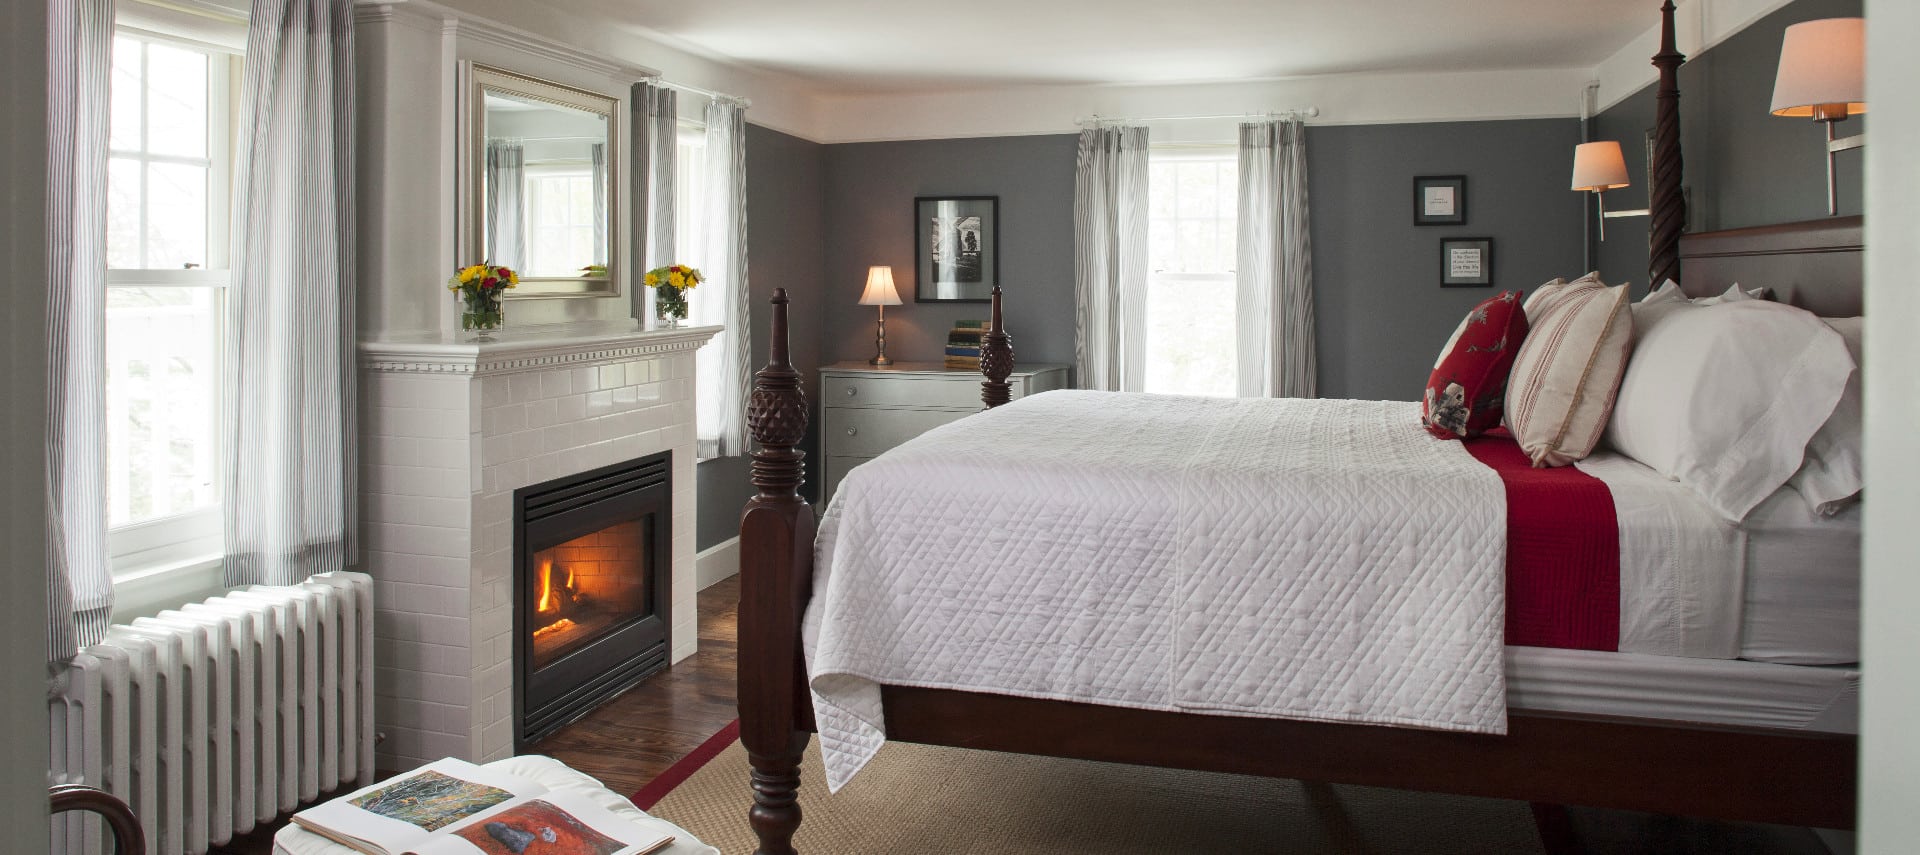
[
  {"xmin": 1414, "ymin": 175, "xmax": 1467, "ymax": 226},
  {"xmin": 1440, "ymin": 237, "xmax": 1494, "ymax": 287},
  {"xmin": 914, "ymin": 195, "xmax": 999, "ymax": 302}
]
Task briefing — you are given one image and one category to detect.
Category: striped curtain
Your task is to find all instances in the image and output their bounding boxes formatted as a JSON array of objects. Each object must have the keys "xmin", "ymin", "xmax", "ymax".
[
  {"xmin": 691, "ymin": 100, "xmax": 749, "ymax": 458},
  {"xmin": 484, "ymin": 140, "xmax": 525, "ymax": 269},
  {"xmin": 1235, "ymin": 119, "xmax": 1316, "ymax": 398},
  {"xmin": 46, "ymin": 0, "xmax": 116, "ymax": 662},
  {"xmin": 1073, "ymin": 125, "xmax": 1149, "ymax": 392},
  {"xmin": 223, "ymin": 0, "xmax": 356, "ymax": 587},
  {"xmin": 631, "ymin": 82, "xmax": 675, "ymax": 322}
]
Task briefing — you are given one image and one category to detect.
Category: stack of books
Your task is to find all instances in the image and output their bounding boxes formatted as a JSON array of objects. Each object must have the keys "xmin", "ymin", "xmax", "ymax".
[{"xmin": 945, "ymin": 320, "xmax": 989, "ymax": 370}]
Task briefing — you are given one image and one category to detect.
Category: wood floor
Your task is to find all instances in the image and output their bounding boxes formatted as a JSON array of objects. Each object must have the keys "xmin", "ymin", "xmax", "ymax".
[{"xmin": 532, "ymin": 574, "xmax": 743, "ymax": 796}]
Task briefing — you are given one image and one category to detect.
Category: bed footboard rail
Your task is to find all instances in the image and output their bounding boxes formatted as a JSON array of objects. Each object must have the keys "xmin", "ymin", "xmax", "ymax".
[{"xmin": 739, "ymin": 289, "xmax": 816, "ymax": 855}]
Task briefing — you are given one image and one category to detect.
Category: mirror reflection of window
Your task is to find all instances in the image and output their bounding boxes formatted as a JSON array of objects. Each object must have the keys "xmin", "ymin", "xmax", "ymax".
[{"xmin": 481, "ymin": 90, "xmax": 609, "ymax": 279}]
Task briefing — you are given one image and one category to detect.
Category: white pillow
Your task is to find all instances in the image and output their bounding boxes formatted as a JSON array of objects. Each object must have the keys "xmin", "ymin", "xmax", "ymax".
[
  {"xmin": 1640, "ymin": 280, "xmax": 1767, "ymax": 309},
  {"xmin": 1606, "ymin": 301, "xmax": 1854, "ymax": 521},
  {"xmin": 1523, "ymin": 272, "xmax": 1600, "ymax": 319},
  {"xmin": 1788, "ymin": 317, "xmax": 1863, "ymax": 514},
  {"xmin": 1506, "ymin": 278, "xmax": 1633, "ymax": 467}
]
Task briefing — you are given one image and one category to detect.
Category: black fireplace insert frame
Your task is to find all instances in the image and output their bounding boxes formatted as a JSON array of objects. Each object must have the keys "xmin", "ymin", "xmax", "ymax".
[{"xmin": 512, "ymin": 450, "xmax": 673, "ymax": 749}]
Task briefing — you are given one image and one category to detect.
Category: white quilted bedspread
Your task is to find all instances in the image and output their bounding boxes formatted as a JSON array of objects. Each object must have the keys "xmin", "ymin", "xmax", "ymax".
[{"xmin": 803, "ymin": 391, "xmax": 1508, "ymax": 791}]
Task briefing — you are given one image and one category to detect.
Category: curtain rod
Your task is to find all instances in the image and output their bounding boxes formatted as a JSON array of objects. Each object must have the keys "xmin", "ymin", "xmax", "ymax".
[
  {"xmin": 1077, "ymin": 108, "xmax": 1320, "ymax": 127},
  {"xmin": 642, "ymin": 76, "xmax": 752, "ymax": 109}
]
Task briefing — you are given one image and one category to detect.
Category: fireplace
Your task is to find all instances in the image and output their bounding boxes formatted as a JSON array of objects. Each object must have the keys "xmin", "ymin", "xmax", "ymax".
[{"xmin": 513, "ymin": 451, "xmax": 672, "ymax": 747}]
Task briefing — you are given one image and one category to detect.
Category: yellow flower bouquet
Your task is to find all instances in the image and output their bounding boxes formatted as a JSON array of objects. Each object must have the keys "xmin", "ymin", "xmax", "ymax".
[
  {"xmin": 644, "ymin": 264, "xmax": 702, "ymax": 327},
  {"xmin": 447, "ymin": 262, "xmax": 518, "ymax": 339}
]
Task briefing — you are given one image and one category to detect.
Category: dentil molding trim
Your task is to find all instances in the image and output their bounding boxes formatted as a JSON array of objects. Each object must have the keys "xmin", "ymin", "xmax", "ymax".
[{"xmin": 361, "ymin": 325, "xmax": 721, "ymax": 376}]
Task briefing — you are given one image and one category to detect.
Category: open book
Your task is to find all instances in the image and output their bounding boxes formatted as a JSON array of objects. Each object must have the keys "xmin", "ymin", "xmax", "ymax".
[{"xmin": 291, "ymin": 759, "xmax": 675, "ymax": 855}]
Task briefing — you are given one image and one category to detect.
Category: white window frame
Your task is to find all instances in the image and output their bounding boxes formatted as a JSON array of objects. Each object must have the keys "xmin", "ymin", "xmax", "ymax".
[
  {"xmin": 105, "ymin": 26, "xmax": 239, "ymax": 579},
  {"xmin": 521, "ymin": 163, "xmax": 596, "ymax": 277},
  {"xmin": 1144, "ymin": 144, "xmax": 1239, "ymax": 397},
  {"xmin": 673, "ymin": 118, "xmax": 720, "ymax": 461}
]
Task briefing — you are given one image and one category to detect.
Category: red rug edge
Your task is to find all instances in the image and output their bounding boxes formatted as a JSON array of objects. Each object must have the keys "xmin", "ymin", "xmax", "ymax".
[{"xmin": 630, "ymin": 719, "xmax": 742, "ymax": 810}]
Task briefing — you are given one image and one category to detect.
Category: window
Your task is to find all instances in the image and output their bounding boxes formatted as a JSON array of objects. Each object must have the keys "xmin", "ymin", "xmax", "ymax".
[
  {"xmin": 105, "ymin": 29, "xmax": 238, "ymax": 572},
  {"xmin": 673, "ymin": 119, "xmax": 726, "ymax": 459},
  {"xmin": 1145, "ymin": 147, "xmax": 1238, "ymax": 397},
  {"xmin": 524, "ymin": 166, "xmax": 595, "ymax": 276}
]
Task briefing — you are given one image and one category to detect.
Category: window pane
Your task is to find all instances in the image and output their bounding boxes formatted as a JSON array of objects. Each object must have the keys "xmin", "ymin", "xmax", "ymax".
[
  {"xmin": 1143, "ymin": 275, "xmax": 1237, "ymax": 397},
  {"xmin": 145, "ymin": 43, "xmax": 209, "ymax": 158},
  {"xmin": 106, "ymin": 286, "xmax": 220, "ymax": 526},
  {"xmin": 111, "ymin": 37, "xmax": 143, "ymax": 152},
  {"xmin": 107, "ymin": 157, "xmax": 144, "ymax": 269},
  {"xmin": 145, "ymin": 162, "xmax": 208, "ymax": 269}
]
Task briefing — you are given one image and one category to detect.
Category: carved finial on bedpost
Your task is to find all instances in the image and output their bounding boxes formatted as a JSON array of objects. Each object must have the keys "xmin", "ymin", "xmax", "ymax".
[
  {"xmin": 1648, "ymin": 0, "xmax": 1688, "ymax": 293},
  {"xmin": 748, "ymin": 289, "xmax": 809, "ymax": 500},
  {"xmin": 741, "ymin": 288, "xmax": 814, "ymax": 855},
  {"xmin": 980, "ymin": 284, "xmax": 1014, "ymax": 409}
]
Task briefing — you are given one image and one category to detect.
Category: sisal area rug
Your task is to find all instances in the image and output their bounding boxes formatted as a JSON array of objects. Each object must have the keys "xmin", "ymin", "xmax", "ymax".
[{"xmin": 641, "ymin": 727, "xmax": 1549, "ymax": 854}]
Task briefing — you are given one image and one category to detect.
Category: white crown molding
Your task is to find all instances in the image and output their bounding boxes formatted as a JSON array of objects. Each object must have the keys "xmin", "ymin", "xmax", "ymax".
[
  {"xmin": 1591, "ymin": 0, "xmax": 1801, "ymax": 113},
  {"xmin": 362, "ymin": 325, "xmax": 721, "ymax": 376},
  {"xmin": 354, "ymin": 0, "xmax": 656, "ymax": 84}
]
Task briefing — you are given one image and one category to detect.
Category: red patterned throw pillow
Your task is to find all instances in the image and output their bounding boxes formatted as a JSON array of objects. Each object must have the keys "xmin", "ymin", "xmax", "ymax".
[{"xmin": 1423, "ymin": 290, "xmax": 1529, "ymax": 439}]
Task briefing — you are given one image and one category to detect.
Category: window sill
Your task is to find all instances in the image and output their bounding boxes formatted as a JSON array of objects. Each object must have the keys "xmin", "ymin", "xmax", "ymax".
[{"xmin": 110, "ymin": 553, "xmax": 227, "ymax": 624}]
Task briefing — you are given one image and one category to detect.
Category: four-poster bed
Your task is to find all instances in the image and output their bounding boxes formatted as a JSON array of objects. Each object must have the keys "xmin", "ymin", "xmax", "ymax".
[{"xmin": 734, "ymin": 4, "xmax": 1861, "ymax": 852}]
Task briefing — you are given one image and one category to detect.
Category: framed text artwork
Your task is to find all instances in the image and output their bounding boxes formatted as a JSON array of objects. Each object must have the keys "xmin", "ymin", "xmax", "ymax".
[
  {"xmin": 914, "ymin": 196, "xmax": 999, "ymax": 302},
  {"xmin": 1440, "ymin": 237, "xmax": 1494, "ymax": 287},
  {"xmin": 1414, "ymin": 175, "xmax": 1467, "ymax": 226}
]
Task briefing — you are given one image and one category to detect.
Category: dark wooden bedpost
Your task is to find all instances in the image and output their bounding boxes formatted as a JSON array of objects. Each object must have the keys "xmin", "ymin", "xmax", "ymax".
[
  {"xmin": 739, "ymin": 289, "xmax": 815, "ymax": 855},
  {"xmin": 980, "ymin": 284, "xmax": 1014, "ymax": 408},
  {"xmin": 1648, "ymin": 0, "xmax": 1687, "ymax": 291}
]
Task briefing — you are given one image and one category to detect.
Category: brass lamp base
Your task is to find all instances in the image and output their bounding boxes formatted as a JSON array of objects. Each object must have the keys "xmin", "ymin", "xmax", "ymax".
[{"xmin": 869, "ymin": 307, "xmax": 893, "ymax": 366}]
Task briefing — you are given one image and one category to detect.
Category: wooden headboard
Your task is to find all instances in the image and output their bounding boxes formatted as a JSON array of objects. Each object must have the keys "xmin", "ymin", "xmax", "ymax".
[{"xmin": 1677, "ymin": 215, "xmax": 1864, "ymax": 317}]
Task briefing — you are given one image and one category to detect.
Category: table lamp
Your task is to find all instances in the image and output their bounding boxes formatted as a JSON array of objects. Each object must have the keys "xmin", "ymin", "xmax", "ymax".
[{"xmin": 859, "ymin": 266, "xmax": 902, "ymax": 366}]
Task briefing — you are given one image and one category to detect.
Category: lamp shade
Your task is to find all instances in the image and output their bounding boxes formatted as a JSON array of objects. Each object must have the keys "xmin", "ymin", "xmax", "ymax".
[
  {"xmin": 858, "ymin": 266, "xmax": 902, "ymax": 306},
  {"xmin": 1771, "ymin": 17, "xmax": 1866, "ymax": 117},
  {"xmin": 1570, "ymin": 141, "xmax": 1630, "ymax": 192}
]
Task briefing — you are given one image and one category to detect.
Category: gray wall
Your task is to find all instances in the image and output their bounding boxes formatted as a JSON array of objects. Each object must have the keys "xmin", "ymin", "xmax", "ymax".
[
  {"xmin": 1, "ymin": 0, "xmax": 53, "ymax": 843},
  {"xmin": 1591, "ymin": 0, "xmax": 1864, "ymax": 291},
  {"xmin": 823, "ymin": 135, "xmax": 1081, "ymax": 367},
  {"xmin": 1308, "ymin": 119, "xmax": 1586, "ymax": 400},
  {"xmin": 816, "ymin": 123, "xmax": 1584, "ymax": 401},
  {"xmin": 694, "ymin": 123, "xmax": 828, "ymax": 551}
]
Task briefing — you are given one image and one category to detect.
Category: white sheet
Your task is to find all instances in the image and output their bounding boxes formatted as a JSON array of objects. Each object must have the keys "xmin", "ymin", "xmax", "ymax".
[
  {"xmin": 1508, "ymin": 646, "xmax": 1858, "ymax": 734},
  {"xmin": 1575, "ymin": 452, "xmax": 1747, "ymax": 658},
  {"xmin": 1741, "ymin": 488, "xmax": 1862, "ymax": 665},
  {"xmin": 805, "ymin": 393, "xmax": 1508, "ymax": 791}
]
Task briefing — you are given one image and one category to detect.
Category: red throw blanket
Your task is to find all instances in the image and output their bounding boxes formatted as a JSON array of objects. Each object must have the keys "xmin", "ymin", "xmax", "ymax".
[{"xmin": 1464, "ymin": 431, "xmax": 1620, "ymax": 651}]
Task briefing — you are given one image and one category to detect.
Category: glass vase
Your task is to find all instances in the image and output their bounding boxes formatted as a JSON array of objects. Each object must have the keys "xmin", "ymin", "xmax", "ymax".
[
  {"xmin": 656, "ymin": 286, "xmax": 688, "ymax": 330},
  {"xmin": 462, "ymin": 294, "xmax": 505, "ymax": 342}
]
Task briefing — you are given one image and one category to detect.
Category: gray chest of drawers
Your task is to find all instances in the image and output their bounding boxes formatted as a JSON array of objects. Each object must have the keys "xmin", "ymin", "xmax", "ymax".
[{"xmin": 818, "ymin": 360, "xmax": 1069, "ymax": 504}]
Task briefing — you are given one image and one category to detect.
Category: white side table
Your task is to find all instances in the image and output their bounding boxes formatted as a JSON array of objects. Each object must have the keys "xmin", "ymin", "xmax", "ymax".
[{"xmin": 273, "ymin": 755, "xmax": 718, "ymax": 855}]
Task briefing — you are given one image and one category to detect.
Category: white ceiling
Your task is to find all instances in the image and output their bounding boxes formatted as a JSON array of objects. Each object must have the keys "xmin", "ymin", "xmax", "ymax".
[{"xmin": 545, "ymin": 0, "xmax": 1655, "ymax": 95}]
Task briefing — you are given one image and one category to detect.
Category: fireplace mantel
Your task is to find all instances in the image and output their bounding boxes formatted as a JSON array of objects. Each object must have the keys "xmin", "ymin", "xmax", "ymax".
[
  {"xmin": 360, "ymin": 320, "xmax": 714, "ymax": 770},
  {"xmin": 361, "ymin": 323, "xmax": 720, "ymax": 376}
]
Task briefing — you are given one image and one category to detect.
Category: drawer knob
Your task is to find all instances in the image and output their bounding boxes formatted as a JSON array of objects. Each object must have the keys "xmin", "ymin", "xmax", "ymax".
[
  {"xmin": 846, "ymin": 427, "xmax": 858, "ymax": 436},
  {"xmin": 845, "ymin": 387, "xmax": 858, "ymax": 396}
]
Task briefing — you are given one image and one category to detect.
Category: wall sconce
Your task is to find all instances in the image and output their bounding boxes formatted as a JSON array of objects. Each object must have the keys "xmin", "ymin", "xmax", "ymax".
[
  {"xmin": 1571, "ymin": 140, "xmax": 1645, "ymax": 240},
  {"xmin": 858, "ymin": 265, "xmax": 902, "ymax": 366},
  {"xmin": 1770, "ymin": 17, "xmax": 1866, "ymax": 216}
]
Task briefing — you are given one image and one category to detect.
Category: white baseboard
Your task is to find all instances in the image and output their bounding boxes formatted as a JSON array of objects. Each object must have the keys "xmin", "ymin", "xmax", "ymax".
[{"xmin": 696, "ymin": 536, "xmax": 740, "ymax": 591}]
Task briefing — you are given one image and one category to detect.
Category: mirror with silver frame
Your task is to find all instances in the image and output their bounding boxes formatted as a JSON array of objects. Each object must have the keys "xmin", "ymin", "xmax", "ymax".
[{"xmin": 464, "ymin": 65, "xmax": 619, "ymax": 298}]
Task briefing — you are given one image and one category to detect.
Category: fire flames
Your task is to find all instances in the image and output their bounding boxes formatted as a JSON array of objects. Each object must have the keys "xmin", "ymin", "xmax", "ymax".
[{"xmin": 533, "ymin": 560, "xmax": 579, "ymax": 641}]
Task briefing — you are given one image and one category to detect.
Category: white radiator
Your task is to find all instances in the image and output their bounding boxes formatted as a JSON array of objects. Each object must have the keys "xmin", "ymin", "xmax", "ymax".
[{"xmin": 50, "ymin": 571, "xmax": 375, "ymax": 855}]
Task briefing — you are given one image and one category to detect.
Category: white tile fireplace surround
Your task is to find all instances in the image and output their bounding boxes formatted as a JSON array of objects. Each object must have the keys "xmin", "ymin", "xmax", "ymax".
[{"xmin": 360, "ymin": 323, "xmax": 719, "ymax": 771}]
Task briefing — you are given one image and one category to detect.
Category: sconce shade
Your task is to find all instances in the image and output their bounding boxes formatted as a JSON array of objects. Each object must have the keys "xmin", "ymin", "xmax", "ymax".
[
  {"xmin": 858, "ymin": 266, "xmax": 903, "ymax": 306},
  {"xmin": 1771, "ymin": 17, "xmax": 1866, "ymax": 117},
  {"xmin": 1570, "ymin": 141, "xmax": 1631, "ymax": 192}
]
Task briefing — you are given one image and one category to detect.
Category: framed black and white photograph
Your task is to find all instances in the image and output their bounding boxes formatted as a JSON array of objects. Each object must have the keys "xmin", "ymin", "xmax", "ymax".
[
  {"xmin": 1414, "ymin": 175, "xmax": 1467, "ymax": 226},
  {"xmin": 1440, "ymin": 237, "xmax": 1494, "ymax": 287},
  {"xmin": 914, "ymin": 195, "xmax": 998, "ymax": 302}
]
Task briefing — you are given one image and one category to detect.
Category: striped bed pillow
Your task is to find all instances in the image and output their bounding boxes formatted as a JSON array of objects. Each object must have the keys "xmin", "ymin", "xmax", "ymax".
[{"xmin": 1505, "ymin": 277, "xmax": 1634, "ymax": 467}]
